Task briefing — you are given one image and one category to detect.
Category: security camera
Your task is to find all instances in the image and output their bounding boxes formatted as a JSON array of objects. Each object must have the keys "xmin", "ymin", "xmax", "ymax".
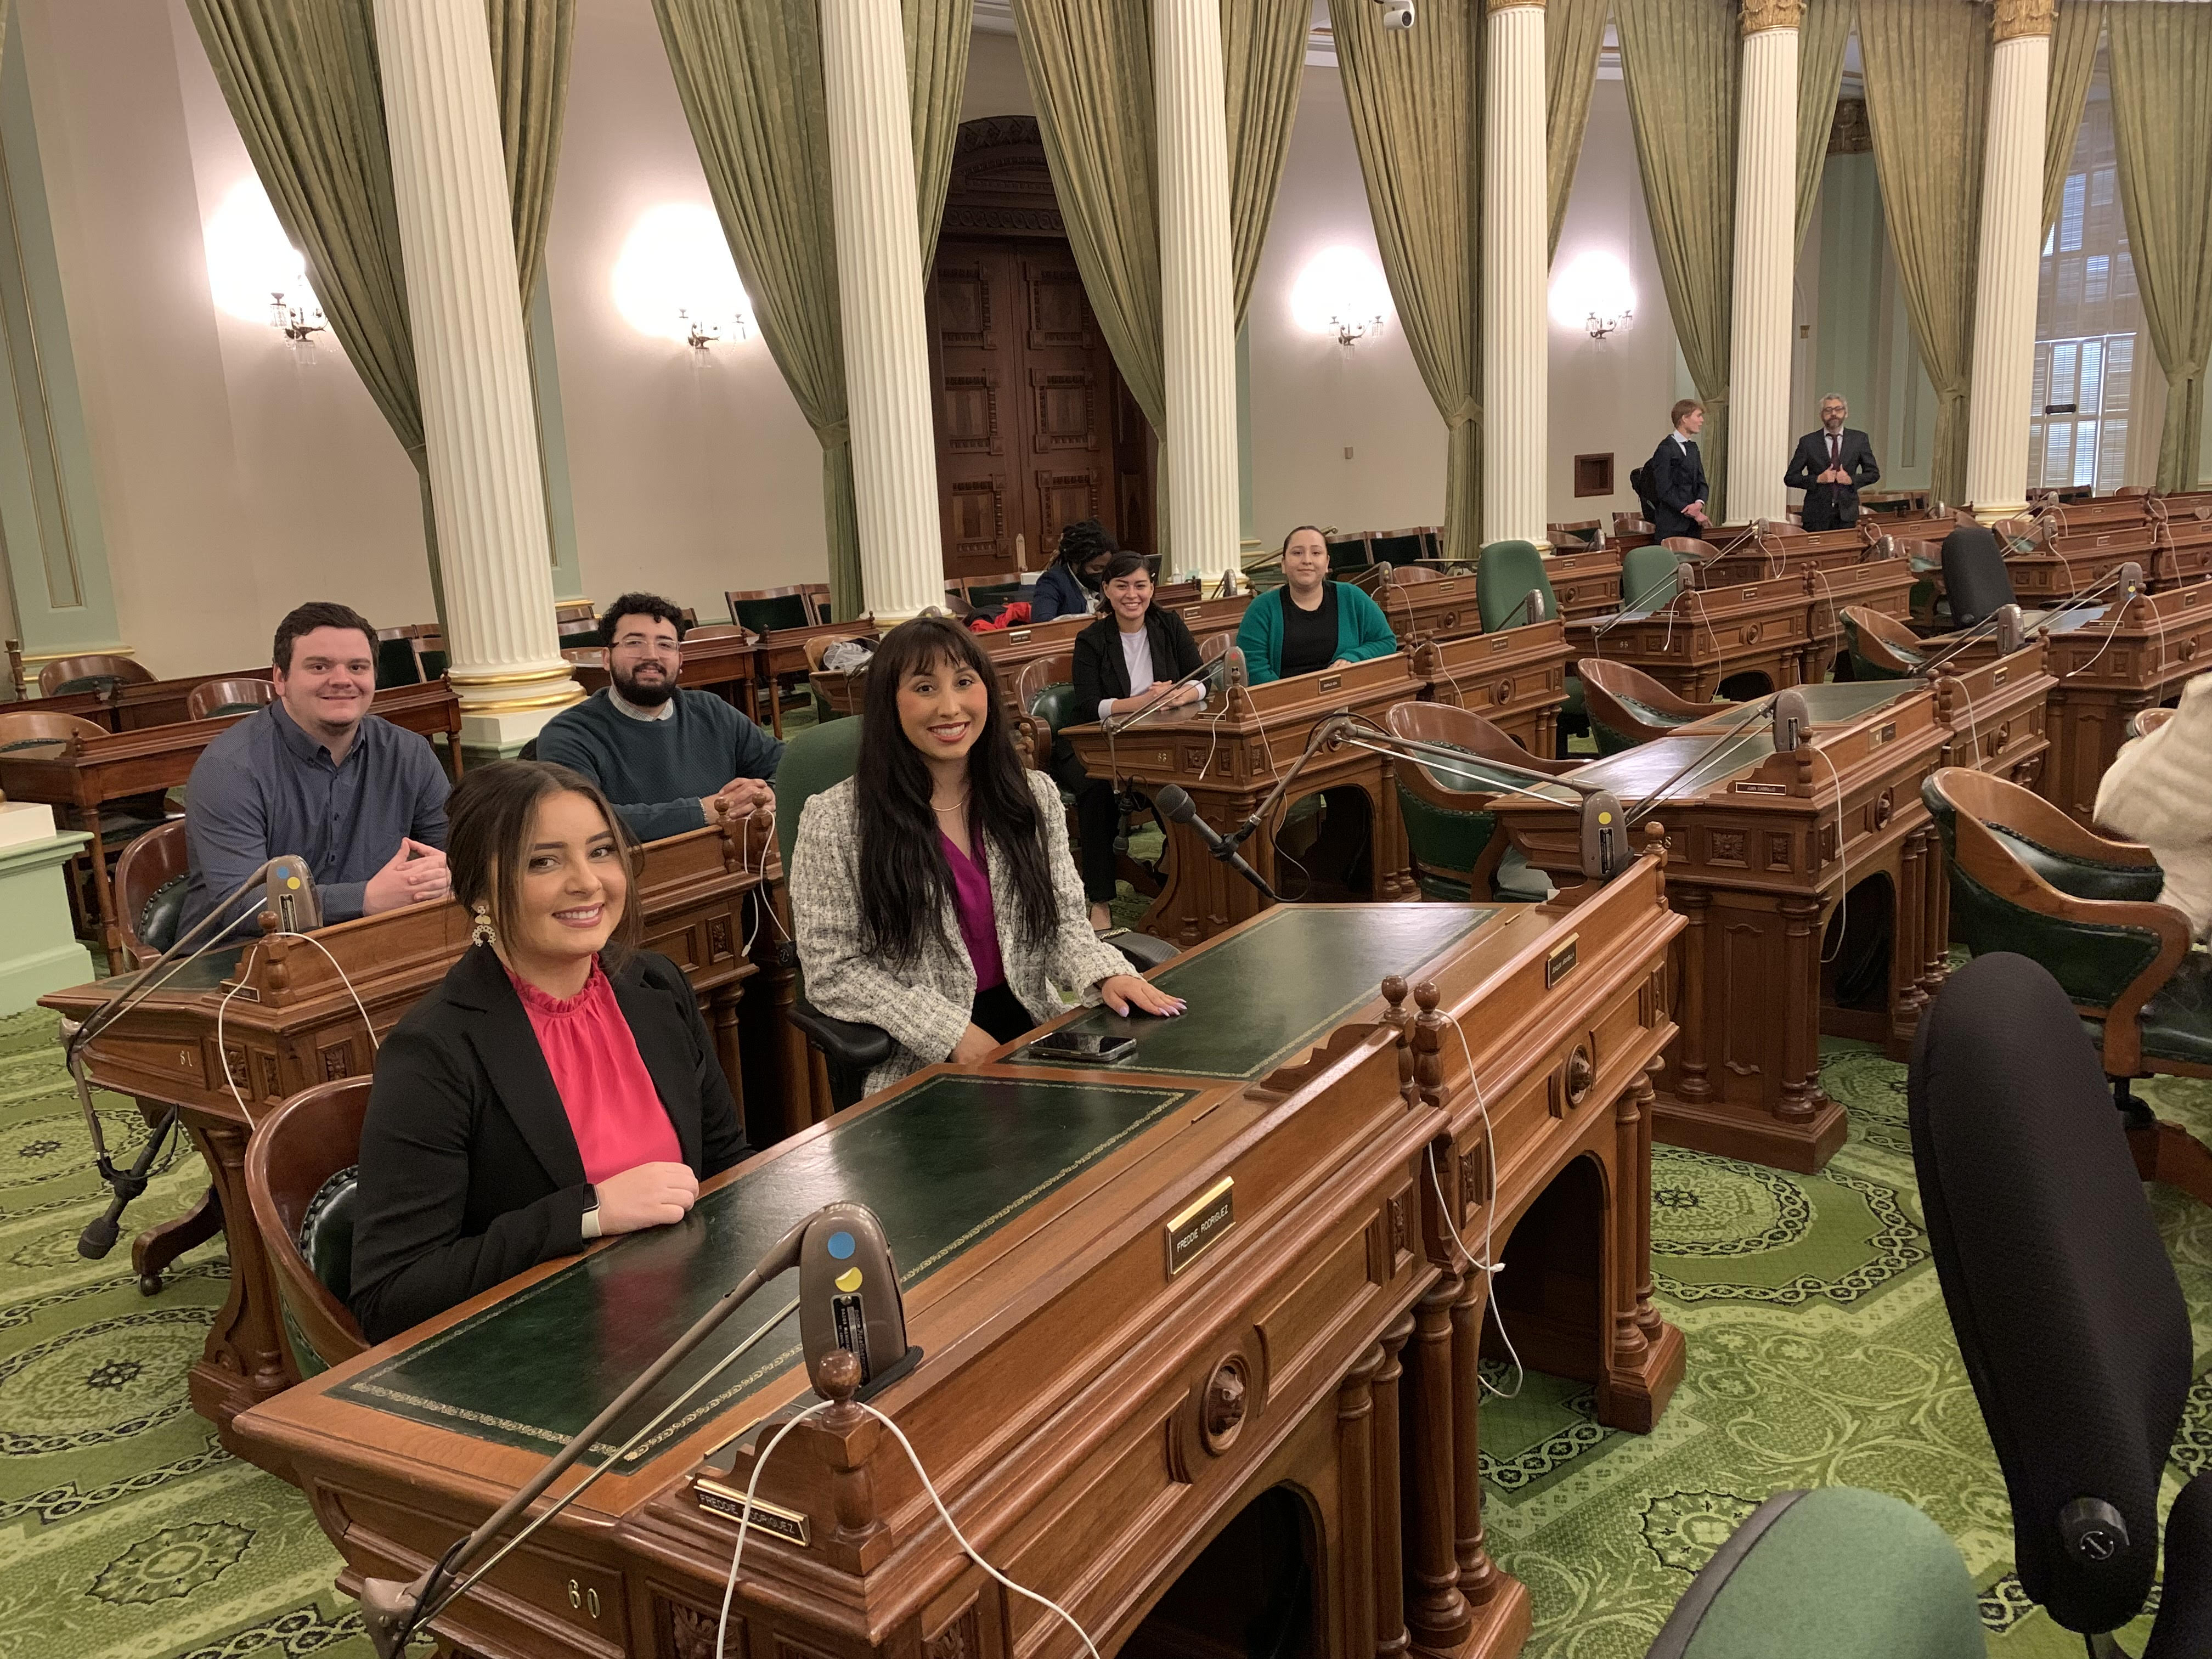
[{"xmin": 1376, "ymin": 0, "xmax": 1415, "ymax": 28}]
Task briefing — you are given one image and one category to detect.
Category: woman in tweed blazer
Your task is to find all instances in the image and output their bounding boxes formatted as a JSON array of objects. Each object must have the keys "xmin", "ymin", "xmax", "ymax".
[{"xmin": 792, "ymin": 617, "xmax": 1184, "ymax": 1097}]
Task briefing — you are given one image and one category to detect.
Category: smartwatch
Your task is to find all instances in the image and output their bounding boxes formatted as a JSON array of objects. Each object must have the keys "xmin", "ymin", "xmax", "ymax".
[{"xmin": 580, "ymin": 1185, "xmax": 602, "ymax": 1240}]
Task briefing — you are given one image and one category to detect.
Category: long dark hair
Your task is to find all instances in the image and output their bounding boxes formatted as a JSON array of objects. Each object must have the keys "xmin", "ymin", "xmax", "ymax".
[
  {"xmin": 854, "ymin": 617, "xmax": 1058, "ymax": 964},
  {"xmin": 447, "ymin": 760, "xmax": 644, "ymax": 963},
  {"xmin": 1054, "ymin": 518, "xmax": 1118, "ymax": 580}
]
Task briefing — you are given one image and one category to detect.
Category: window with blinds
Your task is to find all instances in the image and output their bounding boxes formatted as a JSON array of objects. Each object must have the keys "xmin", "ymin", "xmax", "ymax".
[{"xmin": 2032, "ymin": 70, "xmax": 2142, "ymax": 494}]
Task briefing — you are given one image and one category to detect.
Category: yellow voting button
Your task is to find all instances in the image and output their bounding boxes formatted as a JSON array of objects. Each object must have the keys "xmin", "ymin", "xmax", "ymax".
[
  {"xmin": 834, "ymin": 1266, "xmax": 864, "ymax": 1293},
  {"xmin": 1598, "ymin": 810, "xmax": 1612, "ymax": 825},
  {"xmin": 285, "ymin": 874, "xmax": 303, "ymax": 889}
]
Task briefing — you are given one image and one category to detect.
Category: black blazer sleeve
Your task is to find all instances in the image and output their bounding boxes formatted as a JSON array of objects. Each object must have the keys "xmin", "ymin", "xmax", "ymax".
[
  {"xmin": 644, "ymin": 952, "xmax": 749, "ymax": 1177},
  {"xmin": 1154, "ymin": 608, "xmax": 1204, "ymax": 680},
  {"xmin": 1071, "ymin": 618, "xmax": 1125, "ymax": 713},
  {"xmin": 1783, "ymin": 434, "xmax": 1821, "ymax": 492},
  {"xmin": 348, "ymin": 1022, "xmax": 596, "ymax": 1346},
  {"xmin": 1847, "ymin": 431, "xmax": 1881, "ymax": 489}
]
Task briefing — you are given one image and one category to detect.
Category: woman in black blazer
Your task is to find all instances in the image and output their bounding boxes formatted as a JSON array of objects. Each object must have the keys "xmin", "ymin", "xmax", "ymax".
[
  {"xmin": 1056, "ymin": 552, "xmax": 1209, "ymax": 929},
  {"xmin": 348, "ymin": 761, "xmax": 748, "ymax": 1345}
]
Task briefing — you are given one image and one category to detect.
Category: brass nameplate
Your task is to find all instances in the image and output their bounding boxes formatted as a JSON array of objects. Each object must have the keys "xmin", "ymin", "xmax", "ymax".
[
  {"xmin": 1318, "ymin": 674, "xmax": 1343, "ymax": 692},
  {"xmin": 1734, "ymin": 781, "xmax": 1787, "ymax": 794},
  {"xmin": 1166, "ymin": 1176, "xmax": 1235, "ymax": 1276},
  {"xmin": 1993, "ymin": 666, "xmax": 2009, "ymax": 686},
  {"xmin": 695, "ymin": 1480, "xmax": 811, "ymax": 1545},
  {"xmin": 1008, "ymin": 629, "xmax": 1032, "ymax": 642},
  {"xmin": 1867, "ymin": 721, "xmax": 1897, "ymax": 752},
  {"xmin": 1545, "ymin": 934, "xmax": 1579, "ymax": 988}
]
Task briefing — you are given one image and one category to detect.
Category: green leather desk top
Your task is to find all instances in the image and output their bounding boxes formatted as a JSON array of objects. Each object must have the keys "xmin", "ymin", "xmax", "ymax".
[
  {"xmin": 332, "ymin": 1074, "xmax": 1197, "ymax": 1459},
  {"xmin": 104, "ymin": 946, "xmax": 252, "ymax": 996},
  {"xmin": 1571, "ymin": 682, "xmax": 1918, "ymax": 798},
  {"xmin": 1014, "ymin": 904, "xmax": 1491, "ymax": 1079}
]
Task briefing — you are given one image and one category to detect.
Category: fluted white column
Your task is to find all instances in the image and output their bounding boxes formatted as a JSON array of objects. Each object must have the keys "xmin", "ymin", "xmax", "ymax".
[
  {"xmin": 821, "ymin": 0, "xmax": 943, "ymax": 621},
  {"xmin": 1483, "ymin": 0, "xmax": 1549, "ymax": 551},
  {"xmin": 1965, "ymin": 0, "xmax": 2054, "ymax": 523},
  {"xmin": 1155, "ymin": 0, "xmax": 1241, "ymax": 583},
  {"xmin": 372, "ymin": 0, "xmax": 575, "ymax": 748},
  {"xmin": 1728, "ymin": 1, "xmax": 1801, "ymax": 527}
]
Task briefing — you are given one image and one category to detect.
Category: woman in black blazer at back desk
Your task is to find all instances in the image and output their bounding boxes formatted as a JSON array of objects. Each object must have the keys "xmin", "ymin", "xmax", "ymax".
[
  {"xmin": 347, "ymin": 760, "xmax": 748, "ymax": 1345},
  {"xmin": 1056, "ymin": 552, "xmax": 1209, "ymax": 930}
]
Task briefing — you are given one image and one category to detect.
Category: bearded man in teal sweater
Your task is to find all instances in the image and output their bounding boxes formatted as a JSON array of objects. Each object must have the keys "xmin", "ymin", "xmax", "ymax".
[{"xmin": 537, "ymin": 592, "xmax": 783, "ymax": 843}]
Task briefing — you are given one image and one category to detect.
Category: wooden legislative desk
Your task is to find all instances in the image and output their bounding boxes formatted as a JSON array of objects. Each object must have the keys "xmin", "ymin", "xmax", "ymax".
[
  {"xmin": 1064, "ymin": 653, "xmax": 1425, "ymax": 945},
  {"xmin": 1495, "ymin": 680, "xmax": 1951, "ymax": 1174},
  {"xmin": 1544, "ymin": 546, "xmax": 1623, "ymax": 623},
  {"xmin": 1372, "ymin": 569, "xmax": 1485, "ymax": 644},
  {"xmin": 1928, "ymin": 639, "xmax": 2056, "ymax": 787},
  {"xmin": 1412, "ymin": 620, "xmax": 1573, "ymax": 755},
  {"xmin": 1165, "ymin": 589, "xmax": 1256, "ymax": 638},
  {"xmin": 973, "ymin": 613, "xmax": 1091, "ymax": 702},
  {"xmin": 235, "ymin": 884, "xmax": 1685, "ymax": 1659},
  {"xmin": 1570, "ymin": 572, "xmax": 1818, "ymax": 703},
  {"xmin": 29, "ymin": 662, "xmax": 274, "ymax": 731},
  {"xmin": 37, "ymin": 817, "xmax": 798, "ymax": 1469},
  {"xmin": 0, "ymin": 680, "xmax": 464, "ymax": 971},
  {"xmin": 2041, "ymin": 582, "xmax": 2212, "ymax": 823},
  {"xmin": 754, "ymin": 621, "xmax": 878, "ymax": 736}
]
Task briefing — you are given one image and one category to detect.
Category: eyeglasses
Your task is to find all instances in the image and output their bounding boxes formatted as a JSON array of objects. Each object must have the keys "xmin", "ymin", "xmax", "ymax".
[{"xmin": 612, "ymin": 634, "xmax": 680, "ymax": 657}]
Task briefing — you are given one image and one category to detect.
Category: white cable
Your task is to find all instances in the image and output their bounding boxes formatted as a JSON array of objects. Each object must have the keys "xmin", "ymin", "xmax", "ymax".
[
  {"xmin": 273, "ymin": 930, "xmax": 379, "ymax": 1054},
  {"xmin": 713, "ymin": 1397, "xmax": 1104, "ymax": 1659},
  {"xmin": 1813, "ymin": 748, "xmax": 1851, "ymax": 967},
  {"xmin": 213, "ymin": 941, "xmax": 267, "ymax": 1121},
  {"xmin": 1425, "ymin": 1009, "xmax": 1525, "ymax": 1400}
]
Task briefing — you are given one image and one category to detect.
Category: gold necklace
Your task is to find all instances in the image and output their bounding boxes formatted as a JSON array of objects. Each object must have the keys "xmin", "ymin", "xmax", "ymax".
[{"xmin": 932, "ymin": 791, "xmax": 970, "ymax": 814}]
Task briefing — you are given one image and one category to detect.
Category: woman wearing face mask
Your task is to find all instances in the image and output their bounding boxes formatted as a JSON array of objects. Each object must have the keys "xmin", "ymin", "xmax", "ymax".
[
  {"xmin": 791, "ymin": 616, "xmax": 1186, "ymax": 1096},
  {"xmin": 348, "ymin": 761, "xmax": 749, "ymax": 1345},
  {"xmin": 1058, "ymin": 552, "xmax": 1211, "ymax": 929},
  {"xmin": 1029, "ymin": 518, "xmax": 1119, "ymax": 623},
  {"xmin": 1235, "ymin": 524, "xmax": 1400, "ymax": 684}
]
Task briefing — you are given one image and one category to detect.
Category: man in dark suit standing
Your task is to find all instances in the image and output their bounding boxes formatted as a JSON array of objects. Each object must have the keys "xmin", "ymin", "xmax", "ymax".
[
  {"xmin": 1784, "ymin": 393, "xmax": 1881, "ymax": 531},
  {"xmin": 1643, "ymin": 398, "xmax": 1712, "ymax": 541}
]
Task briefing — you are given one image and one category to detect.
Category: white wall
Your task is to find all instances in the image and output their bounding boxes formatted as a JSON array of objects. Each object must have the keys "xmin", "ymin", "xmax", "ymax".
[
  {"xmin": 544, "ymin": 0, "xmax": 829, "ymax": 622},
  {"xmin": 1545, "ymin": 75, "xmax": 1679, "ymax": 527}
]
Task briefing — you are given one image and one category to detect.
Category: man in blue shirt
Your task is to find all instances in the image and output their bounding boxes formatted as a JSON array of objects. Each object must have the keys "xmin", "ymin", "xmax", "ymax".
[
  {"xmin": 535, "ymin": 592, "xmax": 783, "ymax": 843},
  {"xmin": 179, "ymin": 601, "xmax": 451, "ymax": 936}
]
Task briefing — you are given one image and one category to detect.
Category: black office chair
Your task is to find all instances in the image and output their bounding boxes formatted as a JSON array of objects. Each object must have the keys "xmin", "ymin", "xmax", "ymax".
[
  {"xmin": 1909, "ymin": 952, "xmax": 2212, "ymax": 1658},
  {"xmin": 1939, "ymin": 523, "xmax": 2017, "ymax": 631}
]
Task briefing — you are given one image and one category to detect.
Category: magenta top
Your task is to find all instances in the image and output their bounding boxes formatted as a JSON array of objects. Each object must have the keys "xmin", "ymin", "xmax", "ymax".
[
  {"xmin": 509, "ymin": 961, "xmax": 683, "ymax": 1186},
  {"xmin": 941, "ymin": 832, "xmax": 1006, "ymax": 990}
]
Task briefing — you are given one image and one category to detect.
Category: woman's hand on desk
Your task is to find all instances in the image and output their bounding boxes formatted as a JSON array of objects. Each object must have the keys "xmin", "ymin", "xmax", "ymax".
[
  {"xmin": 1100, "ymin": 974, "xmax": 1186, "ymax": 1018},
  {"xmin": 595, "ymin": 1161, "xmax": 699, "ymax": 1235},
  {"xmin": 951, "ymin": 1023, "xmax": 1002, "ymax": 1065}
]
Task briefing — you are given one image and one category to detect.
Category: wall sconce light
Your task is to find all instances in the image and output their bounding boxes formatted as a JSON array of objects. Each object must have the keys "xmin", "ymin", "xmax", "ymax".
[
  {"xmin": 206, "ymin": 178, "xmax": 325, "ymax": 350},
  {"xmin": 1549, "ymin": 251, "xmax": 1637, "ymax": 342},
  {"xmin": 1292, "ymin": 246, "xmax": 1392, "ymax": 348},
  {"xmin": 616, "ymin": 203, "xmax": 756, "ymax": 351}
]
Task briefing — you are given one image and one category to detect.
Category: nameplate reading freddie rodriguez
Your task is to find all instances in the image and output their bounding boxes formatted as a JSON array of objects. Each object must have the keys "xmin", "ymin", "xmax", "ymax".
[{"xmin": 1166, "ymin": 1177, "xmax": 1235, "ymax": 1277}]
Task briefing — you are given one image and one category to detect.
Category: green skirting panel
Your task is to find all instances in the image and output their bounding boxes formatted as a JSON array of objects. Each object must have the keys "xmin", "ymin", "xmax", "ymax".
[
  {"xmin": 0, "ymin": 813, "xmax": 92, "ymax": 1013},
  {"xmin": 334, "ymin": 1074, "xmax": 1199, "ymax": 1458}
]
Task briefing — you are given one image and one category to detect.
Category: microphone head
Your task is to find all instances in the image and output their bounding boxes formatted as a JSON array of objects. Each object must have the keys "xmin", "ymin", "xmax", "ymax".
[
  {"xmin": 77, "ymin": 1214, "xmax": 121, "ymax": 1260},
  {"xmin": 264, "ymin": 855, "xmax": 323, "ymax": 934},
  {"xmin": 1154, "ymin": 783, "xmax": 1198, "ymax": 824},
  {"xmin": 797, "ymin": 1203, "xmax": 911, "ymax": 1396}
]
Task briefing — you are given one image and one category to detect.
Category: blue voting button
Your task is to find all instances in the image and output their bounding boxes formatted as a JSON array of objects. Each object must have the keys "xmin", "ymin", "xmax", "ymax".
[{"xmin": 827, "ymin": 1230, "xmax": 856, "ymax": 1261}]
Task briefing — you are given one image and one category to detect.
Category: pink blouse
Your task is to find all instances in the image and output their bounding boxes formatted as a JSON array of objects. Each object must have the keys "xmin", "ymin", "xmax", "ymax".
[
  {"xmin": 509, "ymin": 962, "xmax": 682, "ymax": 1186},
  {"xmin": 941, "ymin": 832, "xmax": 1005, "ymax": 990}
]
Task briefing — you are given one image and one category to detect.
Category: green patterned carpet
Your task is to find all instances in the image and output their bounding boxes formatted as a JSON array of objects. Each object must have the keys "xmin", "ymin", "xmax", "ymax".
[{"xmin": 2, "ymin": 1005, "xmax": 2208, "ymax": 1657}]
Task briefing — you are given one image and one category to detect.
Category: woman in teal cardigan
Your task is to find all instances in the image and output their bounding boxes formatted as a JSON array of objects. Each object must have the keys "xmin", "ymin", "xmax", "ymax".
[{"xmin": 1235, "ymin": 525, "xmax": 1401, "ymax": 684}]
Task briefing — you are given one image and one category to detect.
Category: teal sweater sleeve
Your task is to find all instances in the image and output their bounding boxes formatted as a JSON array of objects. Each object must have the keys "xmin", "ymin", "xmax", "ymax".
[
  {"xmin": 1235, "ymin": 589, "xmax": 1286, "ymax": 684},
  {"xmin": 1334, "ymin": 583, "xmax": 1401, "ymax": 665}
]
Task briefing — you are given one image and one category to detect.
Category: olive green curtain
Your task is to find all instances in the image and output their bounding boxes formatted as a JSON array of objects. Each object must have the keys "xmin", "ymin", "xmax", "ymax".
[
  {"xmin": 1012, "ymin": 0, "xmax": 1307, "ymax": 562},
  {"xmin": 1226, "ymin": 0, "xmax": 1312, "ymax": 323},
  {"xmin": 1855, "ymin": 0, "xmax": 1988, "ymax": 506},
  {"xmin": 2109, "ymin": 0, "xmax": 2212, "ymax": 492},
  {"xmin": 1617, "ymin": 0, "xmax": 1737, "ymax": 521},
  {"xmin": 2044, "ymin": 1, "xmax": 2103, "ymax": 235},
  {"xmin": 1793, "ymin": 0, "xmax": 1852, "ymax": 253},
  {"xmin": 184, "ymin": 0, "xmax": 575, "ymax": 623},
  {"xmin": 653, "ymin": 0, "xmax": 973, "ymax": 620},
  {"xmin": 1545, "ymin": 0, "xmax": 1608, "ymax": 259},
  {"xmin": 1329, "ymin": 0, "xmax": 1482, "ymax": 557}
]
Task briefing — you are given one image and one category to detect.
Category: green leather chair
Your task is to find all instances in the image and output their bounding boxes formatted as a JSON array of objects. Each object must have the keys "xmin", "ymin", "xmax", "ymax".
[
  {"xmin": 1646, "ymin": 1487, "xmax": 1984, "ymax": 1659},
  {"xmin": 244, "ymin": 1076, "xmax": 370, "ymax": 1376},
  {"xmin": 1577, "ymin": 659, "xmax": 1718, "ymax": 755},
  {"xmin": 1477, "ymin": 539, "xmax": 1583, "ymax": 752},
  {"xmin": 1617, "ymin": 543, "xmax": 1682, "ymax": 616},
  {"xmin": 1921, "ymin": 765, "xmax": 2212, "ymax": 1204},
  {"xmin": 1384, "ymin": 703, "xmax": 1568, "ymax": 903},
  {"xmin": 115, "ymin": 819, "xmax": 189, "ymax": 967}
]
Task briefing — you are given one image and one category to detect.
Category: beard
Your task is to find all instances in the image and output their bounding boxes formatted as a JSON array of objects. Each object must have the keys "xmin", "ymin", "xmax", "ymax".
[{"xmin": 612, "ymin": 663, "xmax": 676, "ymax": 708}]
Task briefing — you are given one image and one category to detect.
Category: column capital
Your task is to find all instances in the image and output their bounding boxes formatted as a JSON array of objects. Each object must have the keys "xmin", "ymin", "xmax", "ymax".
[
  {"xmin": 1485, "ymin": 0, "xmax": 1544, "ymax": 14},
  {"xmin": 1740, "ymin": 0, "xmax": 1803, "ymax": 36},
  {"xmin": 1992, "ymin": 0, "xmax": 2056, "ymax": 44}
]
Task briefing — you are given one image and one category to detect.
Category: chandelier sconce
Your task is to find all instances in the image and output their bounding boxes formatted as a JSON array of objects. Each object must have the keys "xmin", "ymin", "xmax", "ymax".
[
  {"xmin": 269, "ymin": 287, "xmax": 325, "ymax": 346},
  {"xmin": 1585, "ymin": 304, "xmax": 1633, "ymax": 342},
  {"xmin": 1333, "ymin": 309, "xmax": 1386, "ymax": 348},
  {"xmin": 680, "ymin": 308, "xmax": 754, "ymax": 354}
]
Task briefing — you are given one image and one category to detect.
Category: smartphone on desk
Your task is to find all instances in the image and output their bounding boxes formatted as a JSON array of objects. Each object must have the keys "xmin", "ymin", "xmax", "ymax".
[{"xmin": 1029, "ymin": 1029, "xmax": 1138, "ymax": 1064}]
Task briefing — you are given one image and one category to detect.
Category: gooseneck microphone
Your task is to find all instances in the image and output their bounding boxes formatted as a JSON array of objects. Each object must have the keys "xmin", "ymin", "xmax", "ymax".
[
  {"xmin": 362, "ymin": 1204, "xmax": 917, "ymax": 1659},
  {"xmin": 1155, "ymin": 784, "xmax": 1280, "ymax": 901}
]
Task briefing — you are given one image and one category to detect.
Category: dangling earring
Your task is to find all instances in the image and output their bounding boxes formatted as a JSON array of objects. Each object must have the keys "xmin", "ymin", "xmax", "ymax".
[{"xmin": 471, "ymin": 902, "xmax": 496, "ymax": 949}]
